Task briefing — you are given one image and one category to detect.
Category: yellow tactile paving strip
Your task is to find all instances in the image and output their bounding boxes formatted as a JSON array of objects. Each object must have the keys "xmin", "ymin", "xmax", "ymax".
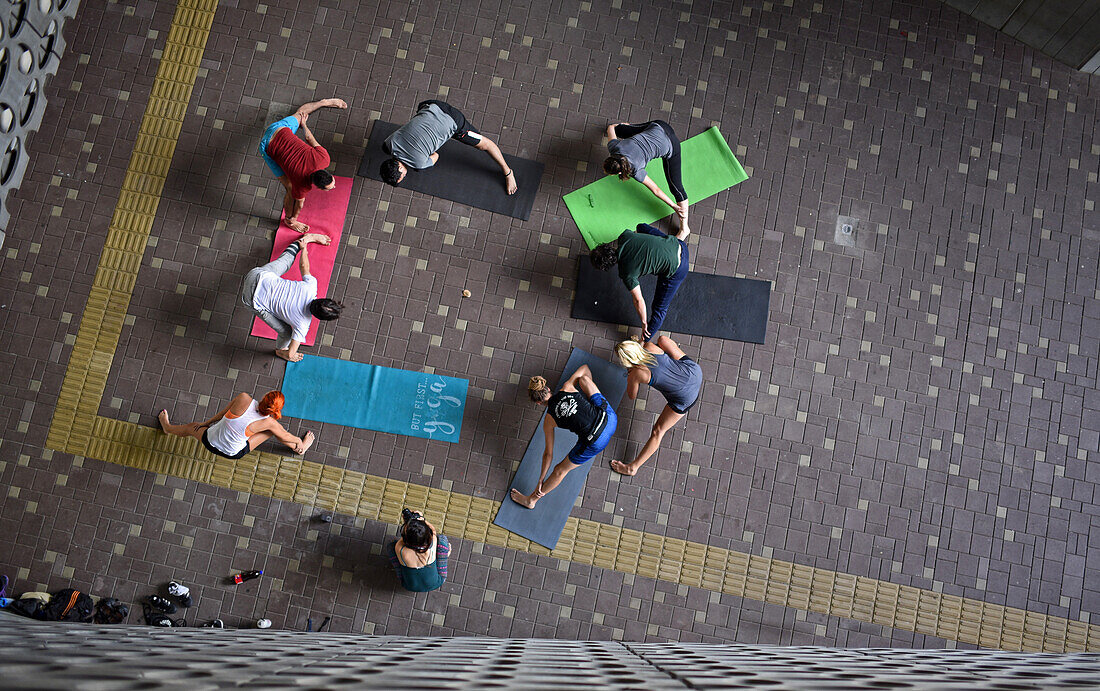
[{"xmin": 43, "ymin": 0, "xmax": 1099, "ymax": 654}]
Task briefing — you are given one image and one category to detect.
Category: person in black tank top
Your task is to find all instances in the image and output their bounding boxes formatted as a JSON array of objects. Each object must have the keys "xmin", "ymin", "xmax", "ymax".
[
  {"xmin": 610, "ymin": 335, "xmax": 702, "ymax": 477},
  {"xmin": 510, "ymin": 364, "xmax": 619, "ymax": 509}
]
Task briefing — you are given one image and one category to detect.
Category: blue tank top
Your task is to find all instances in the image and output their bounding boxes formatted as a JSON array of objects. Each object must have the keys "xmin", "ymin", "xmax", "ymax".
[{"xmin": 647, "ymin": 354, "xmax": 702, "ymax": 410}]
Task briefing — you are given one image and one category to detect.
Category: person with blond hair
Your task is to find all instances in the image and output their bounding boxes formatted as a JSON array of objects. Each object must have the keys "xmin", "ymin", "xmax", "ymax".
[
  {"xmin": 157, "ymin": 391, "xmax": 315, "ymax": 459},
  {"xmin": 610, "ymin": 336, "xmax": 702, "ymax": 476},
  {"xmin": 509, "ymin": 365, "xmax": 618, "ymax": 509}
]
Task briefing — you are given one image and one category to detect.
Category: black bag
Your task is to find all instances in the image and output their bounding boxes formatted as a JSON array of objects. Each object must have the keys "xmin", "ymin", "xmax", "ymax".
[
  {"xmin": 142, "ymin": 603, "xmax": 184, "ymax": 627},
  {"xmin": 9, "ymin": 597, "xmax": 45, "ymax": 619},
  {"xmin": 94, "ymin": 597, "xmax": 129, "ymax": 624},
  {"xmin": 39, "ymin": 589, "xmax": 94, "ymax": 622}
]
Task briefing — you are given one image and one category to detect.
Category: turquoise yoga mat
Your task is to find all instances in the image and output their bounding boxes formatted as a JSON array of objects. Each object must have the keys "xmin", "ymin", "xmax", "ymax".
[
  {"xmin": 281, "ymin": 356, "xmax": 468, "ymax": 443},
  {"xmin": 563, "ymin": 126, "xmax": 749, "ymax": 249}
]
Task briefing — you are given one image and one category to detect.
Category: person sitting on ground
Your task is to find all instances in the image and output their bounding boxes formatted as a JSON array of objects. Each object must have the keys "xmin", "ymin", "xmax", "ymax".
[
  {"xmin": 510, "ymin": 365, "xmax": 618, "ymax": 509},
  {"xmin": 242, "ymin": 233, "xmax": 343, "ymax": 362},
  {"xmin": 158, "ymin": 391, "xmax": 315, "ymax": 459},
  {"xmin": 589, "ymin": 222, "xmax": 690, "ymax": 343},
  {"xmin": 379, "ymin": 99, "xmax": 518, "ymax": 195},
  {"xmin": 388, "ymin": 508, "xmax": 450, "ymax": 592},
  {"xmin": 604, "ymin": 120, "xmax": 690, "ymax": 238},
  {"xmin": 259, "ymin": 98, "xmax": 348, "ymax": 232},
  {"xmin": 610, "ymin": 336, "xmax": 703, "ymax": 477}
]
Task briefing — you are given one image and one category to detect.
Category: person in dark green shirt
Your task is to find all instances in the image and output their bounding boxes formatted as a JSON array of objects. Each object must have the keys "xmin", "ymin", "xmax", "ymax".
[{"xmin": 589, "ymin": 223, "xmax": 690, "ymax": 342}]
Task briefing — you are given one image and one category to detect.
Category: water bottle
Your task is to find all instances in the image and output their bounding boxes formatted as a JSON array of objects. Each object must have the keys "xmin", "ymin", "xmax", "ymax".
[{"xmin": 233, "ymin": 569, "xmax": 263, "ymax": 584}]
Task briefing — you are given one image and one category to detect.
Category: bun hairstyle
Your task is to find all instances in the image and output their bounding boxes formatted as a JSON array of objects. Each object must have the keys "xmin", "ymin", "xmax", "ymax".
[
  {"xmin": 528, "ymin": 375, "xmax": 552, "ymax": 403},
  {"xmin": 258, "ymin": 390, "xmax": 285, "ymax": 420},
  {"xmin": 603, "ymin": 154, "xmax": 634, "ymax": 181},
  {"xmin": 615, "ymin": 339, "xmax": 657, "ymax": 369}
]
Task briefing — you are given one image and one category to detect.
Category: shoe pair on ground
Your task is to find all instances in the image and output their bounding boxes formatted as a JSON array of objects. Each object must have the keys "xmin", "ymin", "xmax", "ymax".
[{"xmin": 147, "ymin": 581, "xmax": 192, "ymax": 613}]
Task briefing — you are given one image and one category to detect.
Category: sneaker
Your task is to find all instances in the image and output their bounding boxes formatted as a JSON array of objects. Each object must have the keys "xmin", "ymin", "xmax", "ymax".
[
  {"xmin": 147, "ymin": 595, "xmax": 177, "ymax": 614},
  {"xmin": 167, "ymin": 581, "xmax": 190, "ymax": 598},
  {"xmin": 0, "ymin": 574, "xmax": 7, "ymax": 599},
  {"xmin": 177, "ymin": 593, "xmax": 193, "ymax": 608},
  {"xmin": 201, "ymin": 619, "xmax": 224, "ymax": 629}
]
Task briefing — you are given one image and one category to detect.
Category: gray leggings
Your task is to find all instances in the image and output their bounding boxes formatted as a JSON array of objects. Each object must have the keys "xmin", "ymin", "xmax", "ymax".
[{"xmin": 241, "ymin": 243, "xmax": 301, "ymax": 350}]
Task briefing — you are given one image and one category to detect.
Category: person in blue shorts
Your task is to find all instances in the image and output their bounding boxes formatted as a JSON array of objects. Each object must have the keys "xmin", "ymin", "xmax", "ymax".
[{"xmin": 510, "ymin": 365, "xmax": 618, "ymax": 509}]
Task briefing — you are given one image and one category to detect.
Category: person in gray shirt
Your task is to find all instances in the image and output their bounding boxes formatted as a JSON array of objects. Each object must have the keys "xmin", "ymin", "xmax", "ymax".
[
  {"xmin": 604, "ymin": 120, "xmax": 690, "ymax": 238},
  {"xmin": 380, "ymin": 100, "xmax": 518, "ymax": 195}
]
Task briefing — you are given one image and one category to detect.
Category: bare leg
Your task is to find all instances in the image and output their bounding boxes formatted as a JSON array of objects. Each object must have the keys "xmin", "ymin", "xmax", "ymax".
[
  {"xmin": 282, "ymin": 189, "xmax": 309, "ymax": 233},
  {"xmin": 158, "ymin": 410, "xmax": 205, "ymax": 441},
  {"xmin": 509, "ymin": 458, "xmax": 578, "ymax": 509},
  {"xmin": 611, "ymin": 405, "xmax": 684, "ymax": 476},
  {"xmin": 476, "ymin": 137, "xmax": 518, "ymax": 194}
]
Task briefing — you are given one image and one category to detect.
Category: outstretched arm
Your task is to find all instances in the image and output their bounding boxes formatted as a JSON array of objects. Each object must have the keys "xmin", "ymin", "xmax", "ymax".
[
  {"xmin": 297, "ymin": 120, "xmax": 321, "ymax": 148},
  {"xmin": 629, "ymin": 286, "xmax": 650, "ymax": 340},
  {"xmin": 294, "ymin": 98, "xmax": 348, "ymax": 122},
  {"xmin": 538, "ymin": 414, "xmax": 557, "ymax": 492},
  {"xmin": 642, "ymin": 176, "xmax": 679, "ymax": 212},
  {"xmin": 475, "ymin": 136, "xmax": 518, "ymax": 194}
]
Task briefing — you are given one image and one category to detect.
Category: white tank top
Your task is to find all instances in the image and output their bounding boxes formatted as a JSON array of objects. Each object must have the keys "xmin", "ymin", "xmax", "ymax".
[{"xmin": 206, "ymin": 400, "xmax": 268, "ymax": 455}]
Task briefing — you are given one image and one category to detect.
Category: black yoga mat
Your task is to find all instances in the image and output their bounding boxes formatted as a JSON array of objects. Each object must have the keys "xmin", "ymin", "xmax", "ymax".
[
  {"xmin": 572, "ymin": 259, "xmax": 771, "ymax": 344},
  {"xmin": 358, "ymin": 120, "xmax": 544, "ymax": 220}
]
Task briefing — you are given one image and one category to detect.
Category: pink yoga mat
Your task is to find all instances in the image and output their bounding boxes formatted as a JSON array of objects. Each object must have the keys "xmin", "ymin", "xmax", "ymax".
[{"xmin": 250, "ymin": 175, "xmax": 353, "ymax": 347}]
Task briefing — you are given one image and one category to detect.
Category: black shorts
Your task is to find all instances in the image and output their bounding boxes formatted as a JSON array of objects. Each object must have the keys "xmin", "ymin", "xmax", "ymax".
[
  {"xmin": 417, "ymin": 100, "xmax": 483, "ymax": 147},
  {"xmin": 201, "ymin": 429, "xmax": 249, "ymax": 460}
]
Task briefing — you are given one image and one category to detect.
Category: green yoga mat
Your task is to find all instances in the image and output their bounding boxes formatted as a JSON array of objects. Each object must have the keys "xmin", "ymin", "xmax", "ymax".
[{"xmin": 563, "ymin": 127, "xmax": 748, "ymax": 249}]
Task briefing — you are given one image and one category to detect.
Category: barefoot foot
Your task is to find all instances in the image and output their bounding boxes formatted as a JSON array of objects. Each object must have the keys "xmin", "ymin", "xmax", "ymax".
[
  {"xmin": 504, "ymin": 170, "xmax": 518, "ymax": 195},
  {"xmin": 610, "ymin": 459, "xmax": 638, "ymax": 476},
  {"xmin": 296, "ymin": 431, "xmax": 316, "ymax": 455},
  {"xmin": 287, "ymin": 219, "xmax": 310, "ymax": 233},
  {"xmin": 326, "ymin": 98, "xmax": 348, "ymax": 109},
  {"xmin": 301, "ymin": 232, "xmax": 331, "ymax": 246},
  {"xmin": 509, "ymin": 488, "xmax": 538, "ymax": 509},
  {"xmin": 158, "ymin": 410, "xmax": 171, "ymax": 433}
]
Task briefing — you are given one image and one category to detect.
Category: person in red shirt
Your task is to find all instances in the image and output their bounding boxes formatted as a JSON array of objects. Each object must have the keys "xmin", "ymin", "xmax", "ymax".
[{"xmin": 259, "ymin": 98, "xmax": 347, "ymax": 232}]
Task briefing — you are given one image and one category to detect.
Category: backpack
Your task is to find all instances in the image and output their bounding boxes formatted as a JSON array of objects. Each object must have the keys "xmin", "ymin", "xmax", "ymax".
[
  {"xmin": 9, "ymin": 597, "xmax": 45, "ymax": 619},
  {"xmin": 39, "ymin": 589, "xmax": 94, "ymax": 622},
  {"xmin": 94, "ymin": 598, "xmax": 130, "ymax": 624}
]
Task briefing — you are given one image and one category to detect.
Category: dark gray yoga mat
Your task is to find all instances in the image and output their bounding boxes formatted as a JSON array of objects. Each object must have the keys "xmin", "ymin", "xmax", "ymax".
[
  {"xmin": 572, "ymin": 259, "xmax": 771, "ymax": 344},
  {"xmin": 358, "ymin": 120, "xmax": 544, "ymax": 220},
  {"xmin": 493, "ymin": 348, "xmax": 628, "ymax": 550}
]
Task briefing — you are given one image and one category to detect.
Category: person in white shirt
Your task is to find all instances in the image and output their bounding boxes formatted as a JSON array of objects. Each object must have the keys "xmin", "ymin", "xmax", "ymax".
[
  {"xmin": 158, "ymin": 390, "xmax": 315, "ymax": 459},
  {"xmin": 241, "ymin": 233, "xmax": 343, "ymax": 361}
]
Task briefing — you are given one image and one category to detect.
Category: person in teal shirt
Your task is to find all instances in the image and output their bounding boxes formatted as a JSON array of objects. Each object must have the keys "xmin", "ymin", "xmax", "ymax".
[{"xmin": 388, "ymin": 509, "xmax": 450, "ymax": 592}]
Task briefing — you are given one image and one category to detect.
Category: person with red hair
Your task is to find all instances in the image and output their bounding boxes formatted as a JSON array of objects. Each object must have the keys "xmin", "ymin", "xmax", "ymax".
[{"xmin": 158, "ymin": 391, "xmax": 315, "ymax": 459}]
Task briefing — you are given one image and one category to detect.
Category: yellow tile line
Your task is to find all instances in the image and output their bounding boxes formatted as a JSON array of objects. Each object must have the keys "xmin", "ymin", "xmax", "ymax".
[
  {"xmin": 46, "ymin": 0, "xmax": 219, "ymax": 457},
  {"xmin": 38, "ymin": 0, "xmax": 1099, "ymax": 653}
]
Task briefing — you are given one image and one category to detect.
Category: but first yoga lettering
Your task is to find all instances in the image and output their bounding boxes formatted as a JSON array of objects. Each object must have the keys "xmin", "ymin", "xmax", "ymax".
[{"xmin": 410, "ymin": 376, "xmax": 460, "ymax": 436}]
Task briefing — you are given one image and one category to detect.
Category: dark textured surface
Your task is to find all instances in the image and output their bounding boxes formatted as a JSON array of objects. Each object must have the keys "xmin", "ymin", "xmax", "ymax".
[
  {"xmin": 0, "ymin": 0, "xmax": 1096, "ymax": 648},
  {"xmin": 358, "ymin": 120, "xmax": 545, "ymax": 220},
  {"xmin": 572, "ymin": 260, "xmax": 772, "ymax": 343}
]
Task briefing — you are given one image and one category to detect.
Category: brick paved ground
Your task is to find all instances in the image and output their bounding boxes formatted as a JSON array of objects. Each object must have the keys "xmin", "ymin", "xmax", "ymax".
[{"xmin": 0, "ymin": 0, "xmax": 1097, "ymax": 647}]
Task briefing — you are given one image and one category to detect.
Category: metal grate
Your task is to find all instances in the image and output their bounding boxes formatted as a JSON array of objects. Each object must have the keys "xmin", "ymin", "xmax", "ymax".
[{"xmin": 0, "ymin": 613, "xmax": 1097, "ymax": 689}]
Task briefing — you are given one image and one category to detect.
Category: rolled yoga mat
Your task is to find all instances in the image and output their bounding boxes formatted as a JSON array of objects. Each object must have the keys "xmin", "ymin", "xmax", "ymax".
[
  {"xmin": 493, "ymin": 348, "xmax": 628, "ymax": 550},
  {"xmin": 357, "ymin": 121, "xmax": 544, "ymax": 221},
  {"xmin": 250, "ymin": 175, "xmax": 353, "ymax": 347},
  {"xmin": 281, "ymin": 355, "xmax": 468, "ymax": 443},
  {"xmin": 572, "ymin": 259, "xmax": 771, "ymax": 344},
  {"xmin": 563, "ymin": 126, "xmax": 749, "ymax": 249}
]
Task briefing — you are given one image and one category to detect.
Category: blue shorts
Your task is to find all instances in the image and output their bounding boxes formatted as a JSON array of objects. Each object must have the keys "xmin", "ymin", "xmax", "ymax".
[
  {"xmin": 567, "ymin": 393, "xmax": 618, "ymax": 465},
  {"xmin": 259, "ymin": 115, "xmax": 300, "ymax": 177}
]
